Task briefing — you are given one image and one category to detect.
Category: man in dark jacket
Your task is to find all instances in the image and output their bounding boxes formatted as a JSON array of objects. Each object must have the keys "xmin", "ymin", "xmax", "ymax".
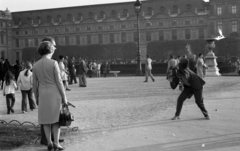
[
  {"xmin": 171, "ymin": 58, "xmax": 210, "ymax": 120},
  {"xmin": 68, "ymin": 57, "xmax": 77, "ymax": 84},
  {"xmin": 78, "ymin": 57, "xmax": 88, "ymax": 87},
  {"xmin": 103, "ymin": 62, "xmax": 111, "ymax": 77}
]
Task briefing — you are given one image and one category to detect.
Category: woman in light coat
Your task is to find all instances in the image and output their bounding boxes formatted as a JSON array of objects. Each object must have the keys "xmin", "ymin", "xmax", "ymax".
[{"xmin": 33, "ymin": 41, "xmax": 68, "ymax": 151}]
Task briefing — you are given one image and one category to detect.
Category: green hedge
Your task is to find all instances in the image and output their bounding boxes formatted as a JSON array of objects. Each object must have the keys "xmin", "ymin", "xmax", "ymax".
[{"xmin": 22, "ymin": 38, "xmax": 240, "ymax": 62}]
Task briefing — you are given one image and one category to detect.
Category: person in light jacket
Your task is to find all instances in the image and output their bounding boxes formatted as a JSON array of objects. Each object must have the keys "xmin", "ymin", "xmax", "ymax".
[{"xmin": 17, "ymin": 61, "xmax": 37, "ymax": 113}]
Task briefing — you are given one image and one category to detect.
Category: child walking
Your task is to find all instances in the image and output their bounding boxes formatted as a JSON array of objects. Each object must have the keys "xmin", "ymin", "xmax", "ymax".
[
  {"xmin": 17, "ymin": 62, "xmax": 37, "ymax": 113},
  {"xmin": 3, "ymin": 71, "xmax": 17, "ymax": 114}
]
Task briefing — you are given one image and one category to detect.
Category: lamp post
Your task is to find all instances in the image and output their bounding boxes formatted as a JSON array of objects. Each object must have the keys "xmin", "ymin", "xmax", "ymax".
[{"xmin": 134, "ymin": 0, "xmax": 142, "ymax": 75}]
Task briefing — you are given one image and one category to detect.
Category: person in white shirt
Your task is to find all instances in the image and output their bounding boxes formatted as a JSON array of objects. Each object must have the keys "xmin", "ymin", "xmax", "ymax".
[
  {"xmin": 59, "ymin": 55, "xmax": 71, "ymax": 91},
  {"xmin": 96, "ymin": 62, "xmax": 101, "ymax": 77},
  {"xmin": 144, "ymin": 55, "xmax": 155, "ymax": 82},
  {"xmin": 3, "ymin": 71, "xmax": 18, "ymax": 114},
  {"xmin": 17, "ymin": 62, "xmax": 37, "ymax": 113}
]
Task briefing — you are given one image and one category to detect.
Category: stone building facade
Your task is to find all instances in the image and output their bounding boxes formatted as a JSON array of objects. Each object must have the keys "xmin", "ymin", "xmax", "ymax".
[
  {"xmin": 1, "ymin": 0, "xmax": 240, "ymax": 62},
  {"xmin": 0, "ymin": 8, "xmax": 12, "ymax": 60}
]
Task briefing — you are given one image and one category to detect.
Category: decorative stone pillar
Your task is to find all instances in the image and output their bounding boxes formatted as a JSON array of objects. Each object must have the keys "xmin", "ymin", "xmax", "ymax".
[{"xmin": 204, "ymin": 39, "xmax": 221, "ymax": 76}]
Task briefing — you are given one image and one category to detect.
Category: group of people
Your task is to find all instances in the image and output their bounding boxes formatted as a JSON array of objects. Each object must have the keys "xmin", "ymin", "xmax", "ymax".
[
  {"xmin": 1, "ymin": 59, "xmax": 37, "ymax": 114},
  {"xmin": 167, "ymin": 53, "xmax": 208, "ymax": 80},
  {"xmin": 1, "ymin": 35, "xmax": 213, "ymax": 151}
]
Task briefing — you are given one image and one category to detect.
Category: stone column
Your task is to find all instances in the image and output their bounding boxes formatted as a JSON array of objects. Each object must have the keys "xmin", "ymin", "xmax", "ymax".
[{"xmin": 204, "ymin": 41, "xmax": 221, "ymax": 76}]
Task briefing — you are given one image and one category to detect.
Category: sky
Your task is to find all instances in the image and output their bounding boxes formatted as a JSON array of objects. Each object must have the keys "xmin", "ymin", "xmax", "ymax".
[
  {"xmin": 1, "ymin": 0, "xmax": 209, "ymax": 12},
  {"xmin": 0, "ymin": 0, "xmax": 136, "ymax": 12}
]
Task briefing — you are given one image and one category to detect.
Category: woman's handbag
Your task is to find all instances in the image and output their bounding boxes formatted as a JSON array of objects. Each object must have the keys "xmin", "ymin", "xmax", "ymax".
[{"xmin": 59, "ymin": 104, "xmax": 74, "ymax": 127}]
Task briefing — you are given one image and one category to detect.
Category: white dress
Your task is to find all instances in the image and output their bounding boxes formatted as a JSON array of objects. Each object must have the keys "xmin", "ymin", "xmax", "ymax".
[{"xmin": 59, "ymin": 61, "xmax": 68, "ymax": 81}]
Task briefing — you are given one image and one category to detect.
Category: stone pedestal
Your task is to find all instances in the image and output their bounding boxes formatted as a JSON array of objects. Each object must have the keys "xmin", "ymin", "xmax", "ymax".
[{"xmin": 204, "ymin": 51, "xmax": 221, "ymax": 76}]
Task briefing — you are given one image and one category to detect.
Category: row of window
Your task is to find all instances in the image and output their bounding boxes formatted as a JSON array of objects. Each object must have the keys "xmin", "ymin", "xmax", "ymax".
[
  {"xmin": 0, "ymin": 34, "xmax": 5, "ymax": 44},
  {"xmin": 217, "ymin": 21, "xmax": 238, "ymax": 32},
  {"xmin": 14, "ymin": 18, "xmax": 206, "ymax": 36},
  {"xmin": 19, "ymin": 4, "xmax": 200, "ymax": 22},
  {"xmin": 217, "ymin": 5, "xmax": 237, "ymax": 15},
  {"xmin": 14, "ymin": 29, "xmax": 205, "ymax": 48},
  {"xmin": 0, "ymin": 21, "xmax": 6, "ymax": 28}
]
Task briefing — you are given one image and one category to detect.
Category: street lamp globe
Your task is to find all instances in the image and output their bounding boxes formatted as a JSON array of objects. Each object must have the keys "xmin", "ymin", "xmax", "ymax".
[{"xmin": 134, "ymin": 0, "xmax": 142, "ymax": 13}]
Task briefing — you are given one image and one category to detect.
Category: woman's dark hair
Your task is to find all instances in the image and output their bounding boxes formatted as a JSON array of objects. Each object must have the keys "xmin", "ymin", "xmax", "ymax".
[
  {"xmin": 37, "ymin": 41, "xmax": 54, "ymax": 56},
  {"xmin": 24, "ymin": 62, "xmax": 32, "ymax": 76},
  {"xmin": 59, "ymin": 55, "xmax": 64, "ymax": 60},
  {"xmin": 199, "ymin": 53, "xmax": 203, "ymax": 57},
  {"xmin": 5, "ymin": 71, "xmax": 14, "ymax": 86}
]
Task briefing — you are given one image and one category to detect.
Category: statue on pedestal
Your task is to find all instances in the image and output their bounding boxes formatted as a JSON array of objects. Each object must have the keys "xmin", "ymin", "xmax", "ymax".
[{"xmin": 204, "ymin": 28, "xmax": 225, "ymax": 76}]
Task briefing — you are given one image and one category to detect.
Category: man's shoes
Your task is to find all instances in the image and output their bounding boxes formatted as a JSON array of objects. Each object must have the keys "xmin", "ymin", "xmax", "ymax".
[
  {"xmin": 22, "ymin": 111, "xmax": 27, "ymax": 113},
  {"xmin": 171, "ymin": 116, "xmax": 180, "ymax": 120},
  {"xmin": 10, "ymin": 108, "xmax": 14, "ymax": 113},
  {"xmin": 59, "ymin": 139, "xmax": 64, "ymax": 143},
  {"xmin": 206, "ymin": 115, "xmax": 211, "ymax": 120},
  {"xmin": 40, "ymin": 141, "xmax": 48, "ymax": 146},
  {"xmin": 152, "ymin": 79, "xmax": 155, "ymax": 82},
  {"xmin": 66, "ymin": 88, "xmax": 71, "ymax": 91}
]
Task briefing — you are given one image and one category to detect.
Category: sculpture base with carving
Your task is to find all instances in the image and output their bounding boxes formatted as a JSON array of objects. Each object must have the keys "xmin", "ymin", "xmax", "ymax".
[{"xmin": 204, "ymin": 51, "xmax": 221, "ymax": 76}]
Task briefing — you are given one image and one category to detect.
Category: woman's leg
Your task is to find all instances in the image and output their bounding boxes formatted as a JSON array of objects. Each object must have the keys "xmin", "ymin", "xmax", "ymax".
[
  {"xmin": 27, "ymin": 89, "xmax": 36, "ymax": 110},
  {"xmin": 52, "ymin": 123, "xmax": 61, "ymax": 147},
  {"xmin": 43, "ymin": 124, "xmax": 52, "ymax": 145},
  {"xmin": 21, "ymin": 90, "xmax": 28, "ymax": 112}
]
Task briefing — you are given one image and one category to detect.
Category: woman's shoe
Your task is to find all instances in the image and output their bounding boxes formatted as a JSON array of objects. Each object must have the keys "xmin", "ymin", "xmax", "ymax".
[
  {"xmin": 53, "ymin": 143, "xmax": 65, "ymax": 151},
  {"xmin": 47, "ymin": 144, "xmax": 53, "ymax": 151}
]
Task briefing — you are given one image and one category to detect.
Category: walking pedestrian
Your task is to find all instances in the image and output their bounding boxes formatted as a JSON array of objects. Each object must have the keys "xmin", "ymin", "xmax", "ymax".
[
  {"xmin": 144, "ymin": 55, "xmax": 155, "ymax": 82},
  {"xmin": 3, "ymin": 71, "xmax": 17, "ymax": 114},
  {"xmin": 79, "ymin": 57, "xmax": 88, "ymax": 87},
  {"xmin": 68, "ymin": 57, "xmax": 77, "ymax": 84},
  {"xmin": 171, "ymin": 59, "xmax": 210, "ymax": 120},
  {"xmin": 17, "ymin": 62, "xmax": 37, "ymax": 113}
]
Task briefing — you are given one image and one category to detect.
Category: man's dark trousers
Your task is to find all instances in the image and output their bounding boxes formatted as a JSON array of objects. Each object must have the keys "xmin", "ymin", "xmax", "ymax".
[
  {"xmin": 69, "ymin": 71, "xmax": 77, "ymax": 84},
  {"xmin": 175, "ymin": 86, "xmax": 208, "ymax": 117}
]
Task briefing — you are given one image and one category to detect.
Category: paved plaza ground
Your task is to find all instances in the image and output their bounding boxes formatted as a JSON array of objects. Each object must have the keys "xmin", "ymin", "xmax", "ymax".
[{"xmin": 0, "ymin": 76, "xmax": 240, "ymax": 151}]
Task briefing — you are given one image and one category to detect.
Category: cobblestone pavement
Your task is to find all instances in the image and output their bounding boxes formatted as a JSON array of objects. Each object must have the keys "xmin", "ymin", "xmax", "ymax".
[{"xmin": 0, "ymin": 76, "xmax": 240, "ymax": 151}]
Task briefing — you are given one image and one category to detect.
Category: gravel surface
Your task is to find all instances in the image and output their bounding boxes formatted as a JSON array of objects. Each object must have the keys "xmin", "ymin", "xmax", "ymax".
[{"xmin": 0, "ymin": 76, "xmax": 239, "ymax": 149}]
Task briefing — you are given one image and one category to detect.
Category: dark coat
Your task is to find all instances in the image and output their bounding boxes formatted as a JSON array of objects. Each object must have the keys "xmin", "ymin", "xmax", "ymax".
[
  {"xmin": 178, "ymin": 68, "xmax": 205, "ymax": 90},
  {"xmin": 79, "ymin": 60, "xmax": 88, "ymax": 75}
]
